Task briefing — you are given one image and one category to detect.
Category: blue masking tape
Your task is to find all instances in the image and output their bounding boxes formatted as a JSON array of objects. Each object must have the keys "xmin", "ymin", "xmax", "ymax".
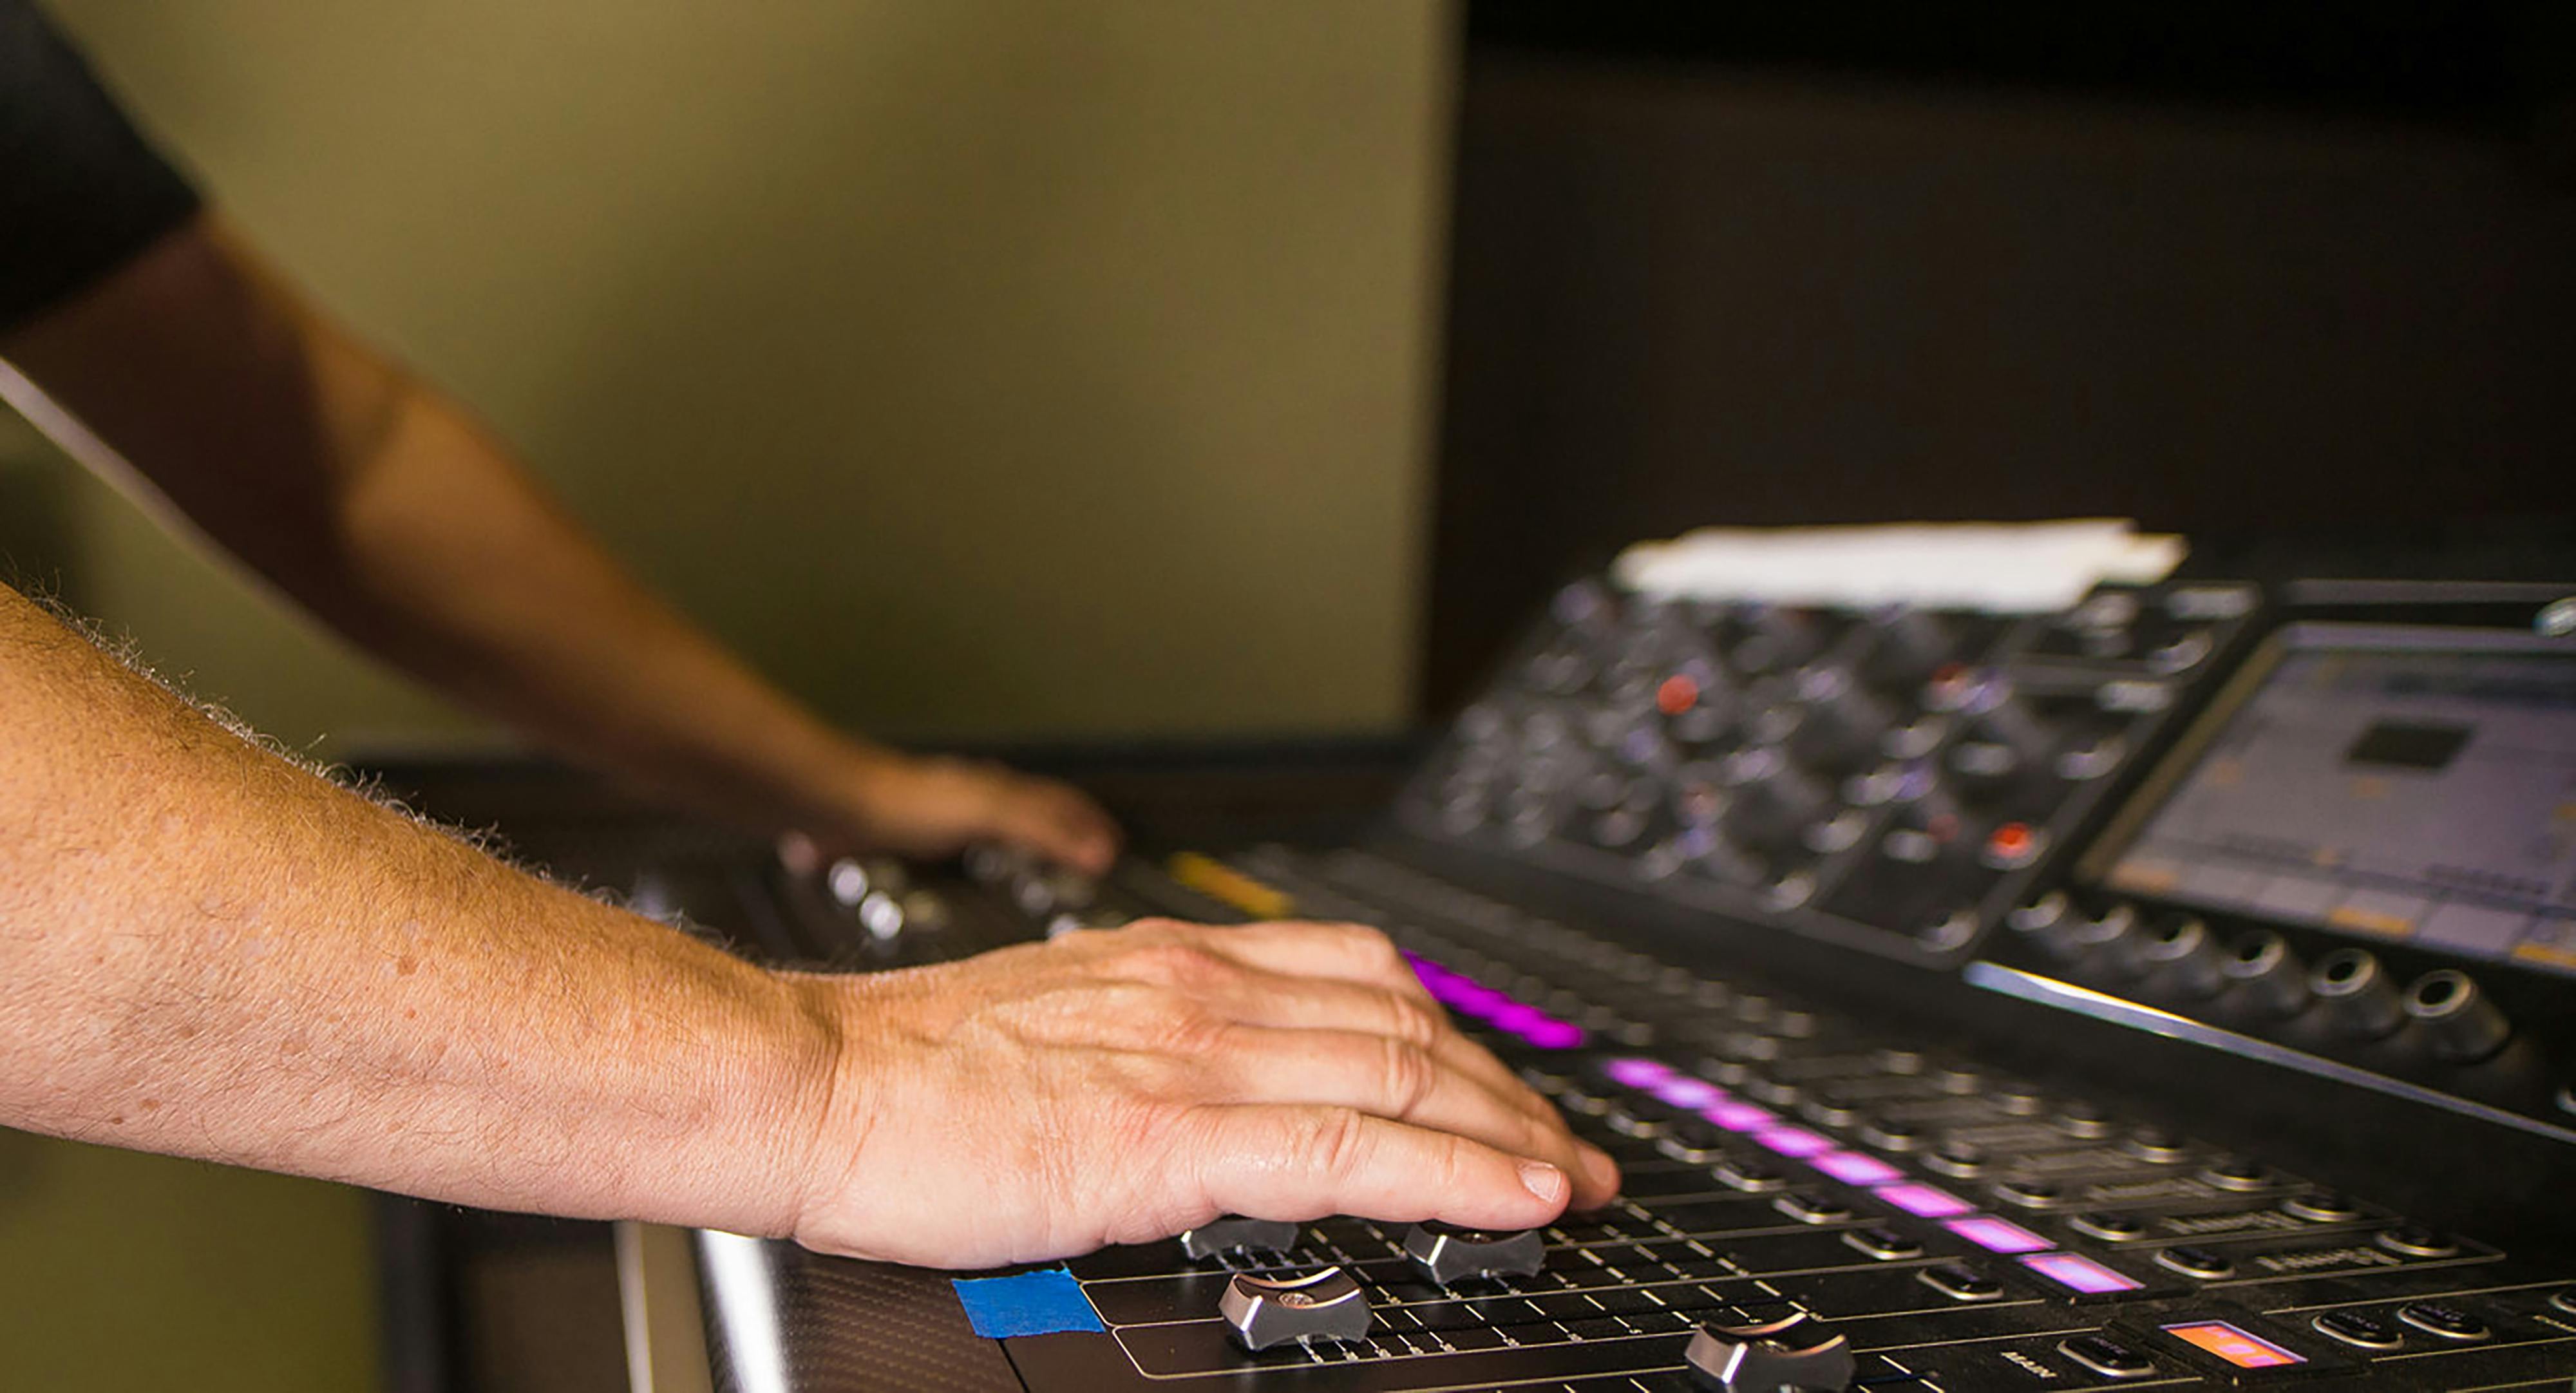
[{"xmin": 951, "ymin": 1267, "xmax": 1105, "ymax": 1339}]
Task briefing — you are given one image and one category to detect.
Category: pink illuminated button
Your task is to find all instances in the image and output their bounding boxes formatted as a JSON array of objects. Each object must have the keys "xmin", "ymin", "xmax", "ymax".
[
  {"xmin": 2021, "ymin": 1252, "xmax": 2145, "ymax": 1296},
  {"xmin": 1809, "ymin": 1151, "xmax": 1901, "ymax": 1186},
  {"xmin": 1653, "ymin": 1076, "xmax": 1727, "ymax": 1110},
  {"xmin": 1873, "ymin": 1182, "xmax": 1973, "ymax": 1218},
  {"xmin": 1704, "ymin": 1101, "xmax": 1777, "ymax": 1133},
  {"xmin": 1753, "ymin": 1127, "xmax": 1834, "ymax": 1159},
  {"xmin": 1944, "ymin": 1216, "xmax": 2054, "ymax": 1254},
  {"xmin": 1603, "ymin": 1057, "xmax": 1673, "ymax": 1089},
  {"xmin": 2163, "ymin": 1321, "xmax": 2304, "ymax": 1369}
]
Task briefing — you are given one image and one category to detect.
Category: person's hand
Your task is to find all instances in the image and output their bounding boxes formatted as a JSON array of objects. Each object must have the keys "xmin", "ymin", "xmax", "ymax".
[
  {"xmin": 803, "ymin": 752, "xmax": 1120, "ymax": 874},
  {"xmin": 782, "ymin": 918, "xmax": 1621, "ymax": 1269}
]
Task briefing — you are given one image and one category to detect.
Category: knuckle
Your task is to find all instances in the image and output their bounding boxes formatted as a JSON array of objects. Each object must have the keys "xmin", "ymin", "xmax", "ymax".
[
  {"xmin": 1117, "ymin": 1050, "xmax": 1202, "ymax": 1103},
  {"xmin": 1293, "ymin": 1106, "xmax": 1372, "ymax": 1180},
  {"xmin": 1385, "ymin": 993, "xmax": 1446, "ymax": 1047},
  {"xmin": 1327, "ymin": 920, "xmax": 1402, "ymax": 964},
  {"xmin": 1378, "ymin": 1038, "xmax": 1437, "ymax": 1116},
  {"xmin": 1153, "ymin": 1003, "xmax": 1231, "ymax": 1058},
  {"xmin": 1434, "ymin": 1131, "xmax": 1475, "ymax": 1195},
  {"xmin": 1123, "ymin": 940, "xmax": 1230, "ymax": 989}
]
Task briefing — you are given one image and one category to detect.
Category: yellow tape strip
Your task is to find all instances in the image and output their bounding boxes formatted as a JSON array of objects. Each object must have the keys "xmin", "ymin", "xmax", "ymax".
[{"xmin": 1165, "ymin": 851, "xmax": 1296, "ymax": 920}]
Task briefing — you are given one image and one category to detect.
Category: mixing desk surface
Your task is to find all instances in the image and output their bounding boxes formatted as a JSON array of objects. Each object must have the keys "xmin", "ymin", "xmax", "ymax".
[{"xmin": 382, "ymin": 568, "xmax": 2576, "ymax": 1392}]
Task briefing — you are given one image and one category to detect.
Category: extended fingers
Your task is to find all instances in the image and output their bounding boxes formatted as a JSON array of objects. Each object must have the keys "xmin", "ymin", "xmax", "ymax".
[
  {"xmin": 1082, "ymin": 916, "xmax": 1607, "ymax": 1200},
  {"xmin": 1192, "ymin": 1025, "xmax": 1600, "ymax": 1197},
  {"xmin": 1186, "ymin": 1105, "xmax": 1573, "ymax": 1234},
  {"xmin": 1193, "ymin": 969, "xmax": 1549, "ymax": 1113},
  {"xmin": 1188, "ymin": 918, "xmax": 1433, "ymax": 1000}
]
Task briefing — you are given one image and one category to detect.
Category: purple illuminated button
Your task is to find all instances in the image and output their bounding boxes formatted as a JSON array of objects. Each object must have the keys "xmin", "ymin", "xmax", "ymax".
[
  {"xmin": 1873, "ymin": 1182, "xmax": 1974, "ymax": 1218},
  {"xmin": 1704, "ymin": 1101, "xmax": 1777, "ymax": 1133},
  {"xmin": 1443, "ymin": 983, "xmax": 1510, "ymax": 1016},
  {"xmin": 1652, "ymin": 1076, "xmax": 1727, "ymax": 1110},
  {"xmin": 1810, "ymin": 1151, "xmax": 1902, "ymax": 1186},
  {"xmin": 1944, "ymin": 1216, "xmax": 2054, "ymax": 1254},
  {"xmin": 1753, "ymin": 1126, "xmax": 1834, "ymax": 1159},
  {"xmin": 2020, "ymin": 1252, "xmax": 2145, "ymax": 1296},
  {"xmin": 1604, "ymin": 1057, "xmax": 1675, "ymax": 1089},
  {"xmin": 1486, "ymin": 1001, "xmax": 1547, "ymax": 1033}
]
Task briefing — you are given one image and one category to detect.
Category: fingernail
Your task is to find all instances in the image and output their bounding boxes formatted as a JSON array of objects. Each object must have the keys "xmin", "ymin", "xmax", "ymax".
[
  {"xmin": 1580, "ymin": 1145, "xmax": 1620, "ymax": 1191},
  {"xmin": 1517, "ymin": 1160, "xmax": 1567, "ymax": 1204}
]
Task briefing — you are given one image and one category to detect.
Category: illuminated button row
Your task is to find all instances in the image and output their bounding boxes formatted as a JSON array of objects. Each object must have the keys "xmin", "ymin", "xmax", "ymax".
[
  {"xmin": 1406, "ymin": 952, "xmax": 1586, "ymax": 1049},
  {"xmin": 1588, "ymin": 1057, "xmax": 2160, "ymax": 1300}
]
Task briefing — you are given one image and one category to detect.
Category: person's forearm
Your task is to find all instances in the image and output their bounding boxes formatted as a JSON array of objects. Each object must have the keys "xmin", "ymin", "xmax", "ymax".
[
  {"xmin": 0, "ymin": 583, "xmax": 837, "ymax": 1231},
  {"xmin": 0, "ymin": 218, "xmax": 891, "ymax": 839},
  {"xmin": 298, "ymin": 357, "xmax": 896, "ymax": 839},
  {"xmin": 2, "ymin": 581, "xmax": 1615, "ymax": 1264}
]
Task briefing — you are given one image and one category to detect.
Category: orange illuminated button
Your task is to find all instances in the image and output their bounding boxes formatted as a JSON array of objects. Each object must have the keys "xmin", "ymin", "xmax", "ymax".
[
  {"xmin": 1984, "ymin": 820, "xmax": 2046, "ymax": 869},
  {"xmin": 2163, "ymin": 1321, "xmax": 2305, "ymax": 1369},
  {"xmin": 1657, "ymin": 674, "xmax": 1700, "ymax": 715}
]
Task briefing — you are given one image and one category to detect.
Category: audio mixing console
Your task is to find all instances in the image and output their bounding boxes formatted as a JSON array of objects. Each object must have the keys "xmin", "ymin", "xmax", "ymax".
[{"xmin": 395, "ymin": 565, "xmax": 2576, "ymax": 1391}]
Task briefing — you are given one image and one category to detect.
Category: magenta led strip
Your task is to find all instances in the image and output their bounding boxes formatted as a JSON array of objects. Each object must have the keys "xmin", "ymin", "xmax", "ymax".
[{"xmin": 1403, "ymin": 952, "xmax": 1586, "ymax": 1049}]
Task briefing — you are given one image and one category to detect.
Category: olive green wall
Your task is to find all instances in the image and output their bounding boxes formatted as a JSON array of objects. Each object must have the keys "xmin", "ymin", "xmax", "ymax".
[
  {"xmin": 22, "ymin": 0, "xmax": 1455, "ymax": 752},
  {"xmin": 2, "ymin": 5, "xmax": 1455, "ymax": 1390}
]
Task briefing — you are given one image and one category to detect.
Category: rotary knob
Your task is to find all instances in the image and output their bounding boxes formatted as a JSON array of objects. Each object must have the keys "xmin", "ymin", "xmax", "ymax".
[
  {"xmin": 1720, "ymin": 748, "xmax": 1830, "ymax": 853},
  {"xmin": 2067, "ymin": 902, "xmax": 2144, "ymax": 974},
  {"xmin": 2404, "ymin": 971, "xmax": 2512, "ymax": 1063},
  {"xmin": 1218, "ymin": 1267, "xmax": 1373, "ymax": 1350},
  {"xmin": 2220, "ymin": 931, "xmax": 2310, "ymax": 1018},
  {"xmin": 1728, "ymin": 605, "xmax": 1828, "ymax": 674},
  {"xmin": 1784, "ymin": 667, "xmax": 1891, "ymax": 773},
  {"xmin": 1947, "ymin": 696, "xmax": 2058, "ymax": 793},
  {"xmin": 1179, "ymin": 1215, "xmax": 1300, "ymax": 1259},
  {"xmin": 2004, "ymin": 892, "xmax": 2083, "ymax": 962},
  {"xmin": 1403, "ymin": 1221, "xmax": 1546, "ymax": 1285},
  {"xmin": 1685, "ymin": 1311, "xmax": 1855, "ymax": 1391},
  {"xmin": 2309, "ymin": 949, "xmax": 2406, "ymax": 1041},
  {"xmin": 1859, "ymin": 608, "xmax": 1951, "ymax": 692},
  {"xmin": 2133, "ymin": 914, "xmax": 2226, "ymax": 1000},
  {"xmin": 1877, "ymin": 786, "xmax": 1971, "ymax": 866}
]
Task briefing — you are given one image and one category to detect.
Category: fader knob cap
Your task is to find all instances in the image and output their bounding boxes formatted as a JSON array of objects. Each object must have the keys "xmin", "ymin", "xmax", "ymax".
[
  {"xmin": 1685, "ymin": 1311, "xmax": 1856, "ymax": 1391},
  {"xmin": 1218, "ymin": 1267, "xmax": 1372, "ymax": 1350},
  {"xmin": 1403, "ymin": 1221, "xmax": 1546, "ymax": 1285},
  {"xmin": 2404, "ymin": 970, "xmax": 2512, "ymax": 1063},
  {"xmin": 1179, "ymin": 1215, "xmax": 1300, "ymax": 1259}
]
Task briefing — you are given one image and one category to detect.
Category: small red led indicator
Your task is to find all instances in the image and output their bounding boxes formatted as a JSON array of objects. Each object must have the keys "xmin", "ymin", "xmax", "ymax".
[
  {"xmin": 1978, "ymin": 819, "xmax": 2040, "ymax": 865},
  {"xmin": 1656, "ymin": 675, "xmax": 1700, "ymax": 715}
]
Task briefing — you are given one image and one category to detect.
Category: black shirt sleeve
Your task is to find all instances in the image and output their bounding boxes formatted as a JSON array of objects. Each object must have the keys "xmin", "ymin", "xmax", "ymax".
[{"xmin": 0, "ymin": 0, "xmax": 203, "ymax": 334}]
